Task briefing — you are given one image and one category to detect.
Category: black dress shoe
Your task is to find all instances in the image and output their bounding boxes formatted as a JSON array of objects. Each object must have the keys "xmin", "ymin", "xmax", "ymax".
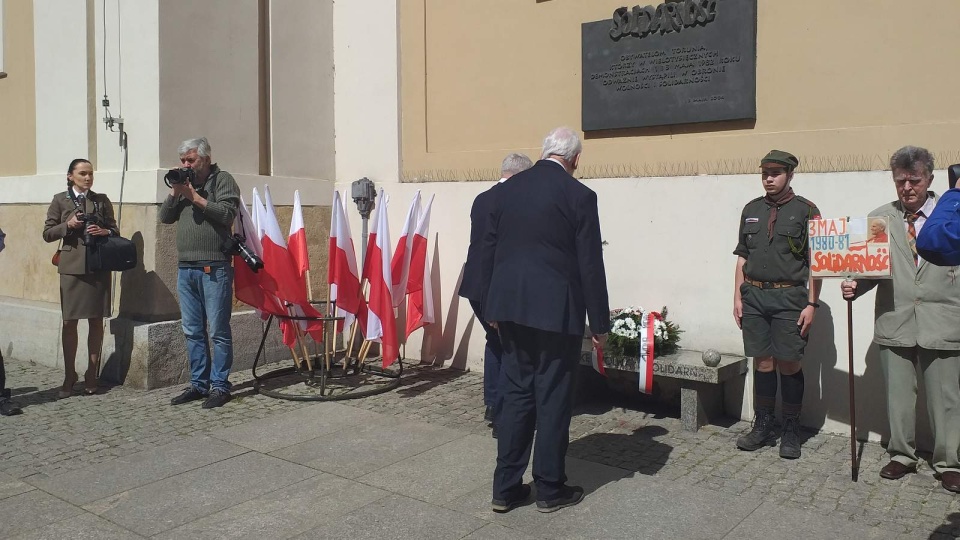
[
  {"xmin": 202, "ymin": 389, "xmax": 232, "ymax": 409},
  {"xmin": 536, "ymin": 485, "xmax": 584, "ymax": 513},
  {"xmin": 941, "ymin": 471, "xmax": 960, "ymax": 493},
  {"xmin": 0, "ymin": 389, "xmax": 22, "ymax": 416},
  {"xmin": 491, "ymin": 483, "xmax": 531, "ymax": 513},
  {"xmin": 170, "ymin": 387, "xmax": 206, "ymax": 405},
  {"xmin": 484, "ymin": 406, "xmax": 495, "ymax": 424},
  {"xmin": 879, "ymin": 460, "xmax": 916, "ymax": 480}
]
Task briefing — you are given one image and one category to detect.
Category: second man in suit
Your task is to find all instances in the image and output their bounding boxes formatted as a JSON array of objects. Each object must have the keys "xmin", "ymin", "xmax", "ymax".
[
  {"xmin": 480, "ymin": 127, "xmax": 610, "ymax": 513},
  {"xmin": 459, "ymin": 153, "xmax": 533, "ymax": 437}
]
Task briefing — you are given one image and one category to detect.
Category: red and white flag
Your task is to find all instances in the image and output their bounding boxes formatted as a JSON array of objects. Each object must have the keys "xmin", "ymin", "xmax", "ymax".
[
  {"xmin": 390, "ymin": 191, "xmax": 421, "ymax": 307},
  {"xmin": 261, "ymin": 186, "xmax": 309, "ymax": 306},
  {"xmin": 232, "ymin": 196, "xmax": 285, "ymax": 317},
  {"xmin": 591, "ymin": 344, "xmax": 607, "ymax": 376},
  {"xmin": 405, "ymin": 195, "xmax": 435, "ymax": 337},
  {"xmin": 638, "ymin": 311, "xmax": 662, "ymax": 394},
  {"xmin": 361, "ymin": 190, "xmax": 399, "ymax": 368},
  {"xmin": 288, "ymin": 190, "xmax": 309, "ymax": 278},
  {"xmin": 263, "ymin": 186, "xmax": 323, "ymax": 345},
  {"xmin": 328, "ymin": 191, "xmax": 364, "ymax": 332}
]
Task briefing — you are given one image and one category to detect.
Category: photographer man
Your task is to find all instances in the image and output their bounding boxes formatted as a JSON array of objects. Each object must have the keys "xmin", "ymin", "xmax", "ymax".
[{"xmin": 159, "ymin": 137, "xmax": 241, "ymax": 409}]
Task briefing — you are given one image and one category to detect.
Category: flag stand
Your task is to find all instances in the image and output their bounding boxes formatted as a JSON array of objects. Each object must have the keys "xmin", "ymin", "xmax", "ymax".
[{"xmin": 250, "ymin": 301, "xmax": 402, "ymax": 402}]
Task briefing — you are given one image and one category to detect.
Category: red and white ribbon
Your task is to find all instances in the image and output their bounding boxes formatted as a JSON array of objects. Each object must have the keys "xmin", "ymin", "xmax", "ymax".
[{"xmin": 638, "ymin": 311, "xmax": 662, "ymax": 394}]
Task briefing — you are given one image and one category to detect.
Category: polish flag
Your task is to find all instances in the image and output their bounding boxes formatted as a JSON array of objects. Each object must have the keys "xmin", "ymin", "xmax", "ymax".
[
  {"xmin": 361, "ymin": 190, "xmax": 398, "ymax": 368},
  {"xmin": 232, "ymin": 196, "xmax": 285, "ymax": 317},
  {"xmin": 262, "ymin": 186, "xmax": 323, "ymax": 344},
  {"xmin": 390, "ymin": 191, "xmax": 421, "ymax": 307},
  {"xmin": 328, "ymin": 191, "xmax": 364, "ymax": 332},
  {"xmin": 262, "ymin": 186, "xmax": 309, "ymax": 306},
  {"xmin": 405, "ymin": 195, "xmax": 435, "ymax": 337},
  {"xmin": 288, "ymin": 190, "xmax": 309, "ymax": 278}
]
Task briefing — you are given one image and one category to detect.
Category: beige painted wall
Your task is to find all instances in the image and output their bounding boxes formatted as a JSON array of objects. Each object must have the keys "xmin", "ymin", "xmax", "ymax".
[
  {"xmin": 270, "ymin": 0, "xmax": 335, "ymax": 181},
  {"xmin": 157, "ymin": 0, "xmax": 261, "ymax": 175},
  {"xmin": 399, "ymin": 0, "xmax": 960, "ymax": 180},
  {"xmin": 0, "ymin": 0, "xmax": 36, "ymax": 176}
]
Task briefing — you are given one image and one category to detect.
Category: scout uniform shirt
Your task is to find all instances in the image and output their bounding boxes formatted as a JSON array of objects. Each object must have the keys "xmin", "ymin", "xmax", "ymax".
[{"xmin": 734, "ymin": 196, "xmax": 821, "ymax": 283}]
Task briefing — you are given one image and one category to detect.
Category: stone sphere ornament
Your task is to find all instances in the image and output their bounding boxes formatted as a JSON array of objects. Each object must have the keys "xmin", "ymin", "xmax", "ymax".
[{"xmin": 702, "ymin": 349, "xmax": 722, "ymax": 367}]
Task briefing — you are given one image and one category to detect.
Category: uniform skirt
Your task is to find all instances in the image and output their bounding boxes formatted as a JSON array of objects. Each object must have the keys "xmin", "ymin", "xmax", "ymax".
[{"xmin": 59, "ymin": 272, "xmax": 111, "ymax": 320}]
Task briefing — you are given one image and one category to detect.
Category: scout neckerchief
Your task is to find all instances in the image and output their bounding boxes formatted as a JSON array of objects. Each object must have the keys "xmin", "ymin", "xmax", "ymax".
[{"xmin": 764, "ymin": 187, "xmax": 796, "ymax": 240}]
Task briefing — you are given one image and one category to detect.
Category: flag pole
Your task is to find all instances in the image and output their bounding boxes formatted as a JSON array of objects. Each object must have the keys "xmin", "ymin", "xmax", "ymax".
[
  {"xmin": 305, "ymin": 269, "xmax": 314, "ymax": 303},
  {"xmin": 345, "ymin": 279, "xmax": 368, "ymax": 362},
  {"xmin": 324, "ymin": 284, "xmax": 333, "ymax": 372}
]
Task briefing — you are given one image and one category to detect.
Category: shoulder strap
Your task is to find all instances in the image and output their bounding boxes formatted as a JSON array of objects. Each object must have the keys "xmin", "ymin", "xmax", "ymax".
[{"xmin": 795, "ymin": 195, "xmax": 817, "ymax": 209}]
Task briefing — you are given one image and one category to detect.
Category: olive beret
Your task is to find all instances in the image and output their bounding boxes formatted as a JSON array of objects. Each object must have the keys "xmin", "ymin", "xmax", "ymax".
[{"xmin": 760, "ymin": 150, "xmax": 799, "ymax": 170}]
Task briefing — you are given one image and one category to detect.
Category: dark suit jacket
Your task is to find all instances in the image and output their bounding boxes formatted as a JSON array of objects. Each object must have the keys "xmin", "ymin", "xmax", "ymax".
[
  {"xmin": 479, "ymin": 160, "xmax": 610, "ymax": 336},
  {"xmin": 458, "ymin": 183, "xmax": 500, "ymax": 303},
  {"xmin": 43, "ymin": 190, "xmax": 120, "ymax": 275}
]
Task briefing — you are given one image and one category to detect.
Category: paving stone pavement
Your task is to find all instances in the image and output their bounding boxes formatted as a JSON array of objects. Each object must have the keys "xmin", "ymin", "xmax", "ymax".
[{"xmin": 1, "ymin": 358, "xmax": 959, "ymax": 539}]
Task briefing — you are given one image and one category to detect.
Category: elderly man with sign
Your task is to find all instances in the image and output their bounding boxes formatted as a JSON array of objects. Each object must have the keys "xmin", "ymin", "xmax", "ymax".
[
  {"xmin": 733, "ymin": 150, "xmax": 823, "ymax": 459},
  {"xmin": 842, "ymin": 146, "xmax": 960, "ymax": 493}
]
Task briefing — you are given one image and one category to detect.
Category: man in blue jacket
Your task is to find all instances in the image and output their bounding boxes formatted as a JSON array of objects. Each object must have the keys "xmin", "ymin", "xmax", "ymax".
[{"xmin": 916, "ymin": 188, "xmax": 960, "ymax": 266}]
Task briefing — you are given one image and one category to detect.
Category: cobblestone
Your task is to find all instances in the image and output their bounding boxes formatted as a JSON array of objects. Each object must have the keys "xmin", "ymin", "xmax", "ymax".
[{"xmin": 2, "ymin": 358, "xmax": 959, "ymax": 537}]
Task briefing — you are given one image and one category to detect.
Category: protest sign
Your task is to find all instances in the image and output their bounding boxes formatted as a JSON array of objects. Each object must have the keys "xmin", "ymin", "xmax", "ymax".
[{"xmin": 809, "ymin": 217, "xmax": 892, "ymax": 278}]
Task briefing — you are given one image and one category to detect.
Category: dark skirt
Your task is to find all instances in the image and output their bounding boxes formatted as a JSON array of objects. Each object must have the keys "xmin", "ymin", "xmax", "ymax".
[{"xmin": 59, "ymin": 272, "xmax": 111, "ymax": 320}]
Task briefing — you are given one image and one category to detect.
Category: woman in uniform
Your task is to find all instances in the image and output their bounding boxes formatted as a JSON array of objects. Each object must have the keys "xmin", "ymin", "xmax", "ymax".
[{"xmin": 43, "ymin": 159, "xmax": 119, "ymax": 398}]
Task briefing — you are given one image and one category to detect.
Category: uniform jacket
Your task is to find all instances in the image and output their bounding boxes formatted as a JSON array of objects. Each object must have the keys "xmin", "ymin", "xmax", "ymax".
[
  {"xmin": 43, "ymin": 190, "xmax": 119, "ymax": 275},
  {"xmin": 478, "ymin": 160, "xmax": 610, "ymax": 336},
  {"xmin": 854, "ymin": 193, "xmax": 960, "ymax": 350}
]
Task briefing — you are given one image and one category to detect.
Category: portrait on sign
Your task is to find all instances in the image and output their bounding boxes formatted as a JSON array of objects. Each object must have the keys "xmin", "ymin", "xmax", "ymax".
[{"xmin": 809, "ymin": 217, "xmax": 892, "ymax": 278}]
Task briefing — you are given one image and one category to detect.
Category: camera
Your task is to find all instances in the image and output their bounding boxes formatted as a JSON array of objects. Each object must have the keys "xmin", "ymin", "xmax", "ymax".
[
  {"xmin": 77, "ymin": 213, "xmax": 104, "ymax": 246},
  {"xmin": 221, "ymin": 234, "xmax": 264, "ymax": 272},
  {"xmin": 948, "ymin": 164, "xmax": 960, "ymax": 190},
  {"xmin": 164, "ymin": 167, "xmax": 197, "ymax": 187}
]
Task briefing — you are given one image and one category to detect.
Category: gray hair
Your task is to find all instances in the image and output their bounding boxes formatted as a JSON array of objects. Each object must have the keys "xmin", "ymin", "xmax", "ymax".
[
  {"xmin": 889, "ymin": 145, "xmax": 934, "ymax": 176},
  {"xmin": 540, "ymin": 127, "xmax": 582, "ymax": 162},
  {"xmin": 178, "ymin": 137, "xmax": 212, "ymax": 158},
  {"xmin": 500, "ymin": 153, "xmax": 533, "ymax": 178}
]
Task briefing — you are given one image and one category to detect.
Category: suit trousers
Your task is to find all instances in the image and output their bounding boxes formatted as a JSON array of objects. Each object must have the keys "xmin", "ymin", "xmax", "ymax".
[
  {"xmin": 880, "ymin": 345, "xmax": 960, "ymax": 473},
  {"xmin": 492, "ymin": 321, "xmax": 580, "ymax": 502},
  {"xmin": 470, "ymin": 300, "xmax": 503, "ymax": 411},
  {"xmin": 0, "ymin": 350, "xmax": 5, "ymax": 391}
]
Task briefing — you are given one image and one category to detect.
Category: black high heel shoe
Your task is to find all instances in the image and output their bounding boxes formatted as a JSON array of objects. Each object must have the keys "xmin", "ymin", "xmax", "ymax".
[{"xmin": 59, "ymin": 373, "xmax": 78, "ymax": 399}]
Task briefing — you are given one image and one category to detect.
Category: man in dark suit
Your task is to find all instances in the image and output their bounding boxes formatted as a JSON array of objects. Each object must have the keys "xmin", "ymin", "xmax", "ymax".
[
  {"xmin": 459, "ymin": 153, "xmax": 533, "ymax": 437},
  {"xmin": 479, "ymin": 127, "xmax": 610, "ymax": 513}
]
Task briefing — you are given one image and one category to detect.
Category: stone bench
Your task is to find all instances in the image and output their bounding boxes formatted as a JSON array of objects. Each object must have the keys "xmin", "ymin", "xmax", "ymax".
[{"xmin": 579, "ymin": 348, "xmax": 747, "ymax": 432}]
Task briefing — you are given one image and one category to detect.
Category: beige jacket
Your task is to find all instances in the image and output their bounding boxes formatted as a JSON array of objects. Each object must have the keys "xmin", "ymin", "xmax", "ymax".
[{"xmin": 854, "ymin": 193, "xmax": 960, "ymax": 350}]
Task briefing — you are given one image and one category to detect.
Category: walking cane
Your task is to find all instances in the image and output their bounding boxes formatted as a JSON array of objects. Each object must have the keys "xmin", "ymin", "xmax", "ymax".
[{"xmin": 846, "ymin": 294, "xmax": 859, "ymax": 482}]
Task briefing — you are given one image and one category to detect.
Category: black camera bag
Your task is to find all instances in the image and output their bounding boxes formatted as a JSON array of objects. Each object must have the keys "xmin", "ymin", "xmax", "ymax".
[{"xmin": 87, "ymin": 235, "xmax": 137, "ymax": 272}]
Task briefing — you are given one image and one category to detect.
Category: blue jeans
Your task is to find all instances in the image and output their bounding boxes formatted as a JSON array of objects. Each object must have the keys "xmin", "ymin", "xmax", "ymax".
[{"xmin": 177, "ymin": 265, "xmax": 234, "ymax": 393}]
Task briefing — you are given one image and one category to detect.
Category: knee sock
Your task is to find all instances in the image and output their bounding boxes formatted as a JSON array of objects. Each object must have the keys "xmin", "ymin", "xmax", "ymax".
[
  {"xmin": 754, "ymin": 369, "xmax": 778, "ymax": 414},
  {"xmin": 780, "ymin": 369, "xmax": 804, "ymax": 418}
]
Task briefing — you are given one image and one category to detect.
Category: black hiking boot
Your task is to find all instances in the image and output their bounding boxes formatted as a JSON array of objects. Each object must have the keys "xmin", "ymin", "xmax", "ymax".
[
  {"xmin": 736, "ymin": 410, "xmax": 778, "ymax": 451},
  {"xmin": 779, "ymin": 415, "xmax": 802, "ymax": 459}
]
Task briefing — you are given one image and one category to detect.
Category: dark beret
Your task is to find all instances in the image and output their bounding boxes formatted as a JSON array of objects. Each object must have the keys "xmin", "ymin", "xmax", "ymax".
[{"xmin": 760, "ymin": 150, "xmax": 799, "ymax": 170}]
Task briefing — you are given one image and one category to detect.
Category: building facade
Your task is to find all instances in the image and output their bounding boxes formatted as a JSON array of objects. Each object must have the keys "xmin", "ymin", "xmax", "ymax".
[{"xmin": 3, "ymin": 0, "xmax": 959, "ymax": 442}]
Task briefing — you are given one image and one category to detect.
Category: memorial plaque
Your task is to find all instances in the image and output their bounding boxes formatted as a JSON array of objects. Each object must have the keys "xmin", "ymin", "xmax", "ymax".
[{"xmin": 582, "ymin": 0, "xmax": 757, "ymax": 131}]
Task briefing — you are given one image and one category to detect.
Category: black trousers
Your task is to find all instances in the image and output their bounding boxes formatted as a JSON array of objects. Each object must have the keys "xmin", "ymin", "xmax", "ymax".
[
  {"xmin": 0, "ymin": 350, "xmax": 5, "ymax": 391},
  {"xmin": 492, "ymin": 321, "xmax": 580, "ymax": 502}
]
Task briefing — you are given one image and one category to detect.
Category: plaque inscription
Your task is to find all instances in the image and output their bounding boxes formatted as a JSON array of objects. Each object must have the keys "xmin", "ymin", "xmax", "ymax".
[{"xmin": 582, "ymin": 0, "xmax": 757, "ymax": 131}]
